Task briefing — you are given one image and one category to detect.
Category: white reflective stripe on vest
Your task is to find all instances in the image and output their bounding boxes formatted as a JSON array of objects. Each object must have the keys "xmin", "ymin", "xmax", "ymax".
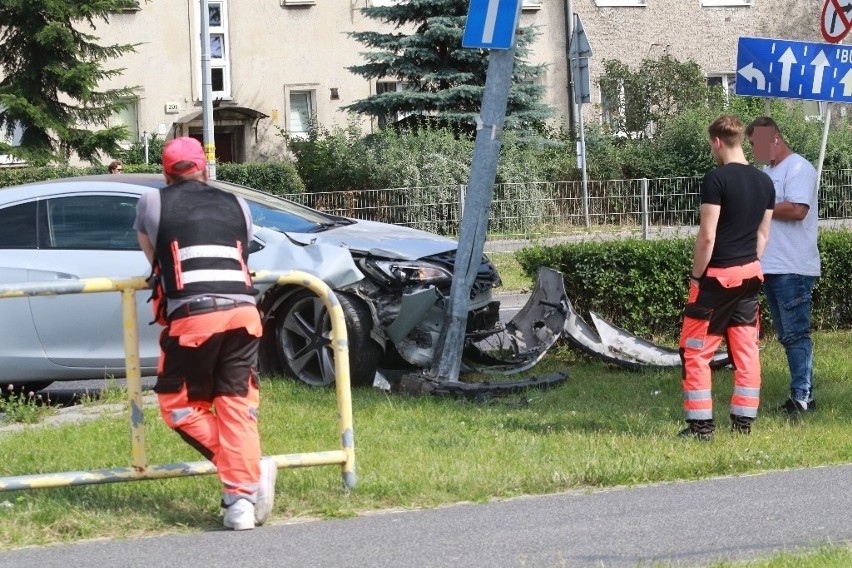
[
  {"xmin": 179, "ymin": 245, "xmax": 242, "ymax": 262},
  {"xmin": 181, "ymin": 269, "xmax": 250, "ymax": 284}
]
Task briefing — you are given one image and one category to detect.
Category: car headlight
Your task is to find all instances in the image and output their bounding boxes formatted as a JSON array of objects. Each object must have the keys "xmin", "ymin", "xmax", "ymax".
[{"xmin": 367, "ymin": 259, "xmax": 453, "ymax": 285}]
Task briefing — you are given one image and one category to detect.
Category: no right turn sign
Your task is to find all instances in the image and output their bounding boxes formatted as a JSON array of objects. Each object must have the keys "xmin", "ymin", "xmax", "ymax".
[{"xmin": 822, "ymin": 0, "xmax": 852, "ymax": 43}]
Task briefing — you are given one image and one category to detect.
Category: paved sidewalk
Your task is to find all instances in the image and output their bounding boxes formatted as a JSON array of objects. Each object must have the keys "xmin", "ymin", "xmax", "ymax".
[{"xmin": 3, "ymin": 463, "xmax": 852, "ymax": 568}]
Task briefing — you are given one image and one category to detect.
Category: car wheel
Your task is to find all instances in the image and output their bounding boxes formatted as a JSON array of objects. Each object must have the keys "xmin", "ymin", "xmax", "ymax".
[{"xmin": 275, "ymin": 290, "xmax": 382, "ymax": 388}]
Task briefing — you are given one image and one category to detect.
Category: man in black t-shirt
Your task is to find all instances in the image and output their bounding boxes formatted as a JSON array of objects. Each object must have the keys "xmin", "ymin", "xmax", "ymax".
[{"xmin": 679, "ymin": 115, "xmax": 775, "ymax": 441}]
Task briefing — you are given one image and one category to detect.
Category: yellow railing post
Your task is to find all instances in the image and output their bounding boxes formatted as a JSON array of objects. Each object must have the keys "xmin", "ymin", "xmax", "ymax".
[{"xmin": 0, "ymin": 270, "xmax": 356, "ymax": 492}]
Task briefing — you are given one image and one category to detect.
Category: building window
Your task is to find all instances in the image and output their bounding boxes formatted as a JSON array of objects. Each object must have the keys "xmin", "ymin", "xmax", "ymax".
[
  {"xmin": 700, "ymin": 0, "xmax": 751, "ymax": 6},
  {"xmin": 376, "ymin": 81, "xmax": 414, "ymax": 127},
  {"xmin": 706, "ymin": 73, "xmax": 736, "ymax": 105},
  {"xmin": 803, "ymin": 100, "xmax": 826, "ymax": 122},
  {"xmin": 110, "ymin": 99, "xmax": 139, "ymax": 145},
  {"xmin": 0, "ymin": 110, "xmax": 25, "ymax": 166},
  {"xmin": 600, "ymin": 82, "xmax": 625, "ymax": 131},
  {"xmin": 594, "ymin": 0, "xmax": 647, "ymax": 6},
  {"xmin": 288, "ymin": 90, "xmax": 315, "ymax": 139},
  {"xmin": 198, "ymin": 0, "xmax": 231, "ymax": 99}
]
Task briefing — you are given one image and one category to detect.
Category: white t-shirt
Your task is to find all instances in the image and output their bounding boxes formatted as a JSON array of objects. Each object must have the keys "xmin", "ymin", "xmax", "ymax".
[{"xmin": 760, "ymin": 153, "xmax": 820, "ymax": 276}]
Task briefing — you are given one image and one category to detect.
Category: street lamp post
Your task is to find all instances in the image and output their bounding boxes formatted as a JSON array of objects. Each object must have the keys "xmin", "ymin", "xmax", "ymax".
[{"xmin": 199, "ymin": 0, "xmax": 217, "ymax": 179}]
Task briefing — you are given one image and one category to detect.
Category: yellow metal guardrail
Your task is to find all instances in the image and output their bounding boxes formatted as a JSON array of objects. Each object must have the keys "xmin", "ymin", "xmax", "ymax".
[{"xmin": 0, "ymin": 270, "xmax": 355, "ymax": 492}]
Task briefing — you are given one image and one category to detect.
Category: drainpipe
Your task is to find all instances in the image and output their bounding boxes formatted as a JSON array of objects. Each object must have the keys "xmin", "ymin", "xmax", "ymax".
[{"xmin": 564, "ymin": 0, "xmax": 577, "ymax": 136}]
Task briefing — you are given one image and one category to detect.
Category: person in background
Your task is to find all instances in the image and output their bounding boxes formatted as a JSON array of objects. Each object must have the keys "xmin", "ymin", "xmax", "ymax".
[
  {"xmin": 108, "ymin": 159, "xmax": 123, "ymax": 174},
  {"xmin": 746, "ymin": 116, "xmax": 820, "ymax": 414},
  {"xmin": 679, "ymin": 114, "xmax": 775, "ymax": 441},
  {"xmin": 134, "ymin": 137, "xmax": 276, "ymax": 530}
]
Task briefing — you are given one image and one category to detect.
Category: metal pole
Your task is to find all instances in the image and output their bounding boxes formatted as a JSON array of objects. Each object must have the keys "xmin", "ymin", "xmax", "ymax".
[
  {"xmin": 199, "ymin": 0, "xmax": 217, "ymax": 179},
  {"xmin": 143, "ymin": 130, "xmax": 149, "ymax": 165},
  {"xmin": 641, "ymin": 177, "xmax": 649, "ymax": 240},
  {"xmin": 816, "ymin": 102, "xmax": 832, "ymax": 191},
  {"xmin": 564, "ymin": 0, "xmax": 577, "ymax": 136},
  {"xmin": 578, "ymin": 98, "xmax": 589, "ymax": 227},
  {"xmin": 430, "ymin": 48, "xmax": 517, "ymax": 382}
]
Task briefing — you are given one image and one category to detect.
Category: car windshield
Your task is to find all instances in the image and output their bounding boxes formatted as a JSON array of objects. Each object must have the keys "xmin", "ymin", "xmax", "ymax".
[{"xmin": 209, "ymin": 180, "xmax": 341, "ymax": 234}]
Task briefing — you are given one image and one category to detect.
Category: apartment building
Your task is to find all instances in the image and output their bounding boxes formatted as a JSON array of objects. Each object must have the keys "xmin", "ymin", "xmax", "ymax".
[{"xmin": 14, "ymin": 1, "xmax": 826, "ymax": 165}]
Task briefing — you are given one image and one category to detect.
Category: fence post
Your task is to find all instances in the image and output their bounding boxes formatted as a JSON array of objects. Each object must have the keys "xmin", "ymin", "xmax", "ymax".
[
  {"xmin": 458, "ymin": 184, "xmax": 466, "ymax": 221},
  {"xmin": 641, "ymin": 178, "xmax": 649, "ymax": 240}
]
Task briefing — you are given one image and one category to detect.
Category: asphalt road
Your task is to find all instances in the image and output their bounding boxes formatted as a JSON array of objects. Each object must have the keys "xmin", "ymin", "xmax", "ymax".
[{"xmin": 3, "ymin": 463, "xmax": 852, "ymax": 567}]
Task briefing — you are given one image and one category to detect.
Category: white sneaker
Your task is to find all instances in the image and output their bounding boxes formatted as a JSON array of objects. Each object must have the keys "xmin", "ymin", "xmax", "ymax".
[
  {"xmin": 223, "ymin": 499, "xmax": 255, "ymax": 531},
  {"xmin": 255, "ymin": 458, "xmax": 278, "ymax": 526}
]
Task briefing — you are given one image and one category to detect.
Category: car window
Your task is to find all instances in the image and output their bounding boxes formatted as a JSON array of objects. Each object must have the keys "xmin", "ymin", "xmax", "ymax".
[
  {"xmin": 0, "ymin": 201, "xmax": 38, "ymax": 249},
  {"xmin": 208, "ymin": 180, "xmax": 336, "ymax": 233},
  {"xmin": 46, "ymin": 195, "xmax": 140, "ymax": 250}
]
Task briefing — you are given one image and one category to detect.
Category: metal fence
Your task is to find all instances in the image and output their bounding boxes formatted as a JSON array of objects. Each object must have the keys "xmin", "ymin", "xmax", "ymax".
[{"xmin": 282, "ymin": 170, "xmax": 852, "ymax": 248}]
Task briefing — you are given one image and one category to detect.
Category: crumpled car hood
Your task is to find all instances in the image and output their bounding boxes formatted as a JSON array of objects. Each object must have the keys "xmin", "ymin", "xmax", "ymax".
[{"xmin": 287, "ymin": 219, "xmax": 458, "ymax": 260}]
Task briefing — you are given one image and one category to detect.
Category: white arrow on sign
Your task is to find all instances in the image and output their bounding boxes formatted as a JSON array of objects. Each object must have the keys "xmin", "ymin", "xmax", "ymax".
[
  {"xmin": 738, "ymin": 63, "xmax": 766, "ymax": 90},
  {"xmin": 778, "ymin": 47, "xmax": 797, "ymax": 92},
  {"xmin": 482, "ymin": 0, "xmax": 500, "ymax": 43},
  {"xmin": 811, "ymin": 50, "xmax": 830, "ymax": 94},
  {"xmin": 841, "ymin": 68, "xmax": 852, "ymax": 96}
]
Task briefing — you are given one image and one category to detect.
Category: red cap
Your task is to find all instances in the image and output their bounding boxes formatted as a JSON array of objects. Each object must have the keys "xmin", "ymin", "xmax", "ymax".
[{"xmin": 162, "ymin": 137, "xmax": 207, "ymax": 176}]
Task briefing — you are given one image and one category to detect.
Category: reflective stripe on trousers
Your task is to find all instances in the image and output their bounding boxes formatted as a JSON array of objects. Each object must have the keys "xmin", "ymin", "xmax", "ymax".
[{"xmin": 680, "ymin": 262, "xmax": 763, "ymax": 420}]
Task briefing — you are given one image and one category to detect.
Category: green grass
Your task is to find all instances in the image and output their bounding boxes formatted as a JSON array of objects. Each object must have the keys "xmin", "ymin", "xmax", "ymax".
[
  {"xmin": 1, "ymin": 332, "xmax": 852, "ymax": 554},
  {"xmin": 489, "ymin": 251, "xmax": 533, "ymax": 292}
]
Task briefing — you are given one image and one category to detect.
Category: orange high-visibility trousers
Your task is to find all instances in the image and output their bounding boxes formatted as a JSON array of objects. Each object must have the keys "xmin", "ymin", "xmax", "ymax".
[
  {"xmin": 679, "ymin": 262, "xmax": 763, "ymax": 421},
  {"xmin": 155, "ymin": 305, "xmax": 264, "ymax": 505}
]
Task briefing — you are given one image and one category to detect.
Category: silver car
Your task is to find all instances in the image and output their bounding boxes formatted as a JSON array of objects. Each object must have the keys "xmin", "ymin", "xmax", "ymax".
[{"xmin": 0, "ymin": 174, "xmax": 505, "ymax": 390}]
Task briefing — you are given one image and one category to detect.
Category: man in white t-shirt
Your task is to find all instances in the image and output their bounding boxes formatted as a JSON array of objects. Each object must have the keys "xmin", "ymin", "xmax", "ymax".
[{"xmin": 746, "ymin": 117, "xmax": 820, "ymax": 414}]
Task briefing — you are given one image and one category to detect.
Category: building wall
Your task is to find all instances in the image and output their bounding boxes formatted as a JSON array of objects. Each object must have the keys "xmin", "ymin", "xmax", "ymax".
[{"xmin": 92, "ymin": 0, "xmax": 824, "ymax": 164}]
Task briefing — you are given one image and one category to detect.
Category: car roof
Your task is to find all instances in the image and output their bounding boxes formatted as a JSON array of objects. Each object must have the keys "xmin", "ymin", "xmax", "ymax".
[{"xmin": 0, "ymin": 174, "xmax": 165, "ymax": 203}]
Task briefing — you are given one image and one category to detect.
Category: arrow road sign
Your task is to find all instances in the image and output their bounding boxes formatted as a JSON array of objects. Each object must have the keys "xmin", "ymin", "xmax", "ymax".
[
  {"xmin": 736, "ymin": 36, "xmax": 852, "ymax": 103},
  {"xmin": 463, "ymin": 0, "xmax": 523, "ymax": 50}
]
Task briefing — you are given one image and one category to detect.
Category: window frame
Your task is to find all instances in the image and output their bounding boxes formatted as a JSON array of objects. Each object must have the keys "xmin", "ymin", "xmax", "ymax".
[
  {"xmin": 109, "ymin": 97, "xmax": 140, "ymax": 147},
  {"xmin": 286, "ymin": 88, "xmax": 317, "ymax": 139},
  {"xmin": 196, "ymin": 0, "xmax": 232, "ymax": 100},
  {"xmin": 594, "ymin": 0, "xmax": 647, "ymax": 6},
  {"xmin": 700, "ymin": 0, "xmax": 751, "ymax": 6}
]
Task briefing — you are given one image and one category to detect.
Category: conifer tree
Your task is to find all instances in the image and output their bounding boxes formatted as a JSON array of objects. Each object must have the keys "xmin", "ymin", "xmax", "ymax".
[
  {"xmin": 0, "ymin": 0, "xmax": 139, "ymax": 165},
  {"xmin": 346, "ymin": 0, "xmax": 552, "ymax": 132}
]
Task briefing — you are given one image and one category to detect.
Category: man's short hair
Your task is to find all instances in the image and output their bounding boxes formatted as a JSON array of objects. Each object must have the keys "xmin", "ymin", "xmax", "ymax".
[
  {"xmin": 745, "ymin": 116, "xmax": 781, "ymax": 138},
  {"xmin": 708, "ymin": 114, "xmax": 745, "ymax": 148}
]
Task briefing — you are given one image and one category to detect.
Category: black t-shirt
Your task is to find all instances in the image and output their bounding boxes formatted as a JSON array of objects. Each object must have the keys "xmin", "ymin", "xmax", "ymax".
[{"xmin": 701, "ymin": 162, "xmax": 775, "ymax": 268}]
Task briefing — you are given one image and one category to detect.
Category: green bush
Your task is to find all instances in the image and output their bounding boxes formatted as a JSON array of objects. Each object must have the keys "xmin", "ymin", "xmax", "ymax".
[
  {"xmin": 216, "ymin": 162, "xmax": 304, "ymax": 196},
  {"xmin": 0, "ymin": 162, "xmax": 302, "ymax": 196},
  {"xmin": 516, "ymin": 230, "xmax": 852, "ymax": 339}
]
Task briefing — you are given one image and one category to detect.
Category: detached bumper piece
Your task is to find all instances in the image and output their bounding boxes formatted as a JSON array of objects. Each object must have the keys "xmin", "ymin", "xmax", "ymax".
[
  {"xmin": 462, "ymin": 267, "xmax": 569, "ymax": 374},
  {"xmin": 396, "ymin": 371, "xmax": 568, "ymax": 399},
  {"xmin": 561, "ymin": 287, "xmax": 731, "ymax": 370}
]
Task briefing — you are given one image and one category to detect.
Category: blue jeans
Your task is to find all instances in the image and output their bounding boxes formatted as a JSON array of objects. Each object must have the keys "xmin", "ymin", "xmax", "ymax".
[{"xmin": 763, "ymin": 274, "xmax": 817, "ymax": 402}]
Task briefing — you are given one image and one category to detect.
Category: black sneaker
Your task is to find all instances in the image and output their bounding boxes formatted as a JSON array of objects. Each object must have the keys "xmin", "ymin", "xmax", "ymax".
[
  {"xmin": 730, "ymin": 414, "xmax": 753, "ymax": 435},
  {"xmin": 678, "ymin": 420, "xmax": 714, "ymax": 441},
  {"xmin": 780, "ymin": 398, "xmax": 814, "ymax": 414}
]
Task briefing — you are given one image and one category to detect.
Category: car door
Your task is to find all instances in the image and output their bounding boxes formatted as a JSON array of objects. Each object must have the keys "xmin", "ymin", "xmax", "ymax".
[
  {"xmin": 0, "ymin": 199, "xmax": 52, "ymax": 379},
  {"xmin": 27, "ymin": 193, "xmax": 160, "ymax": 372}
]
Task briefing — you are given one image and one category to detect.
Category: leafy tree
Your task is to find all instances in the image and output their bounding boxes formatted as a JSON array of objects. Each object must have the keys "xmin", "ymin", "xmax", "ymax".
[
  {"xmin": 0, "ymin": 0, "xmax": 139, "ymax": 165},
  {"xmin": 598, "ymin": 54, "xmax": 712, "ymax": 138},
  {"xmin": 345, "ymin": 0, "xmax": 553, "ymax": 134}
]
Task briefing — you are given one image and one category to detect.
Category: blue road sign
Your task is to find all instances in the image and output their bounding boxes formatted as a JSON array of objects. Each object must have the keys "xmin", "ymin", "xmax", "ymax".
[
  {"xmin": 462, "ymin": 0, "xmax": 523, "ymax": 50},
  {"xmin": 736, "ymin": 36, "xmax": 852, "ymax": 103}
]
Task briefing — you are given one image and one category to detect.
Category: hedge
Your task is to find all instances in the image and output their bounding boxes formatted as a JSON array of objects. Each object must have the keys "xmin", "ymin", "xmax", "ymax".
[
  {"xmin": 515, "ymin": 230, "xmax": 852, "ymax": 340},
  {"xmin": 0, "ymin": 162, "xmax": 304, "ymax": 196}
]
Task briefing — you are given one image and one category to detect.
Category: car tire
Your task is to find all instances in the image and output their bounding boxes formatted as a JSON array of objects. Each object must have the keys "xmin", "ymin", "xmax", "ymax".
[{"xmin": 274, "ymin": 290, "xmax": 382, "ymax": 388}]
